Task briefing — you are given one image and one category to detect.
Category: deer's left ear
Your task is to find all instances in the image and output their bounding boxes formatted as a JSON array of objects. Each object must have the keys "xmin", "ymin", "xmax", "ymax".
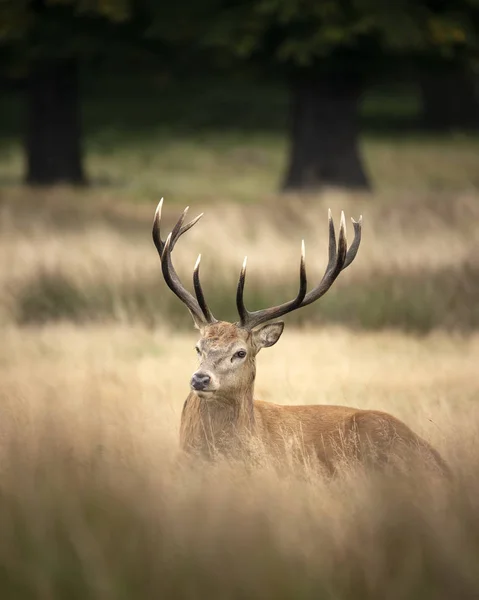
[{"xmin": 252, "ymin": 322, "xmax": 284, "ymax": 351}]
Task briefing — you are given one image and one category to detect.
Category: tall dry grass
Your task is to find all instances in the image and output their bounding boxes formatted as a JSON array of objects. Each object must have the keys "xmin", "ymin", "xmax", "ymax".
[
  {"xmin": 1, "ymin": 189, "xmax": 479, "ymax": 331},
  {"xmin": 1, "ymin": 191, "xmax": 479, "ymax": 598},
  {"xmin": 1, "ymin": 323, "xmax": 479, "ymax": 599}
]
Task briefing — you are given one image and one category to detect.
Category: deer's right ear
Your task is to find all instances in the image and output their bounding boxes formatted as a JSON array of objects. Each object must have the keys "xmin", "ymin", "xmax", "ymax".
[{"xmin": 252, "ymin": 322, "xmax": 284, "ymax": 351}]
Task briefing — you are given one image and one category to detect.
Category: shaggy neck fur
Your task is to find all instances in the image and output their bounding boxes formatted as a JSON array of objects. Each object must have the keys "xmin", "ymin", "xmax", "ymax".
[{"xmin": 180, "ymin": 365, "xmax": 257, "ymax": 459}]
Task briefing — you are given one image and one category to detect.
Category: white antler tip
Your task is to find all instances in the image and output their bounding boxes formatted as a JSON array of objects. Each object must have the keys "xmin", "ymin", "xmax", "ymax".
[
  {"xmin": 242, "ymin": 256, "xmax": 248, "ymax": 270},
  {"xmin": 340, "ymin": 210, "xmax": 346, "ymax": 229},
  {"xmin": 154, "ymin": 197, "xmax": 164, "ymax": 218},
  {"xmin": 194, "ymin": 254, "xmax": 201, "ymax": 270},
  {"xmin": 328, "ymin": 208, "xmax": 332, "ymax": 220},
  {"xmin": 301, "ymin": 239, "xmax": 305, "ymax": 258}
]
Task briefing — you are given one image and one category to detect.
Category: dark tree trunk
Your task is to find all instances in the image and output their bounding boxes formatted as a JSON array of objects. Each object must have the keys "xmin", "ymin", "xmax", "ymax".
[
  {"xmin": 283, "ymin": 75, "xmax": 370, "ymax": 191},
  {"xmin": 418, "ymin": 68, "xmax": 479, "ymax": 131},
  {"xmin": 26, "ymin": 58, "xmax": 86, "ymax": 185}
]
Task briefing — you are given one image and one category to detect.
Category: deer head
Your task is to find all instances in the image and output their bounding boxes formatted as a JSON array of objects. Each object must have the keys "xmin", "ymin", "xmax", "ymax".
[{"xmin": 152, "ymin": 199, "xmax": 362, "ymax": 405}]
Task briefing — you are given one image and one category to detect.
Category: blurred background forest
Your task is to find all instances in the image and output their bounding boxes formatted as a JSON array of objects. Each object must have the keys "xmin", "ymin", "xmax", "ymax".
[
  {"xmin": 1, "ymin": 0, "xmax": 479, "ymax": 191},
  {"xmin": 0, "ymin": 0, "xmax": 478, "ymax": 330},
  {"xmin": 1, "ymin": 2, "xmax": 479, "ymax": 599}
]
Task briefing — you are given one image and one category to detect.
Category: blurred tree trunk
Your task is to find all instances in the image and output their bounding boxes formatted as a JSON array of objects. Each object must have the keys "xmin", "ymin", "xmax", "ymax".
[
  {"xmin": 418, "ymin": 68, "xmax": 479, "ymax": 131},
  {"xmin": 26, "ymin": 58, "xmax": 86, "ymax": 185},
  {"xmin": 283, "ymin": 75, "xmax": 370, "ymax": 191}
]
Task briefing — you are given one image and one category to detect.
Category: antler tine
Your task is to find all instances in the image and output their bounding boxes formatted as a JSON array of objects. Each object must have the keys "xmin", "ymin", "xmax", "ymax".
[
  {"xmin": 152, "ymin": 198, "xmax": 165, "ymax": 257},
  {"xmin": 237, "ymin": 239, "xmax": 307, "ymax": 329},
  {"xmin": 153, "ymin": 199, "xmax": 216, "ymax": 327},
  {"xmin": 343, "ymin": 215, "xmax": 362, "ymax": 269},
  {"xmin": 152, "ymin": 199, "xmax": 204, "ymax": 258},
  {"xmin": 236, "ymin": 210, "xmax": 362, "ymax": 330},
  {"xmin": 300, "ymin": 210, "xmax": 348, "ymax": 307},
  {"xmin": 301, "ymin": 212, "xmax": 362, "ymax": 306},
  {"xmin": 160, "ymin": 234, "xmax": 206, "ymax": 326},
  {"xmin": 236, "ymin": 256, "xmax": 249, "ymax": 325},
  {"xmin": 193, "ymin": 254, "xmax": 215, "ymax": 323},
  {"xmin": 325, "ymin": 208, "xmax": 337, "ymax": 274}
]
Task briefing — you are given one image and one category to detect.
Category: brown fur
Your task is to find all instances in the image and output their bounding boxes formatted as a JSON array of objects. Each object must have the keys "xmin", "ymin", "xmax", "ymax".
[
  {"xmin": 202, "ymin": 322, "xmax": 245, "ymax": 343},
  {"xmin": 180, "ymin": 322, "xmax": 450, "ymax": 475}
]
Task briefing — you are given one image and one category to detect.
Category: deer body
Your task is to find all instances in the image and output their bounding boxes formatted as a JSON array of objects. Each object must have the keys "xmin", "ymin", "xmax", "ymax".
[
  {"xmin": 153, "ymin": 201, "xmax": 449, "ymax": 475},
  {"xmin": 179, "ymin": 322, "xmax": 448, "ymax": 473},
  {"xmin": 181, "ymin": 394, "xmax": 447, "ymax": 471}
]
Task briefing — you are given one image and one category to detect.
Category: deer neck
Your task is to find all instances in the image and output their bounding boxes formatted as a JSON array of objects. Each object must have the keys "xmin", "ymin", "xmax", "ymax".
[{"xmin": 180, "ymin": 382, "xmax": 256, "ymax": 458}]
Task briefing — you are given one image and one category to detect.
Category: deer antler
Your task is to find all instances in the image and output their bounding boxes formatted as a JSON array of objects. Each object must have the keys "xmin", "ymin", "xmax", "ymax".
[
  {"xmin": 152, "ymin": 199, "xmax": 216, "ymax": 327},
  {"xmin": 236, "ymin": 210, "xmax": 362, "ymax": 330}
]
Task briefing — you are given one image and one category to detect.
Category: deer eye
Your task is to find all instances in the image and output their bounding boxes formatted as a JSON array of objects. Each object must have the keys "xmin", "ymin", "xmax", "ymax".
[
  {"xmin": 195, "ymin": 346, "xmax": 201, "ymax": 355},
  {"xmin": 233, "ymin": 350, "xmax": 247, "ymax": 360}
]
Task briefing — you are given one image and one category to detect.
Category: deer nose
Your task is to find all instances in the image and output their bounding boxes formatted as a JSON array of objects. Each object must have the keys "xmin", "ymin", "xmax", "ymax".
[{"xmin": 191, "ymin": 372, "xmax": 211, "ymax": 391}]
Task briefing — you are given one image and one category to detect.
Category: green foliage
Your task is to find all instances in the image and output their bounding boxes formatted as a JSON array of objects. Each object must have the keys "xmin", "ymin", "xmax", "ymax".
[
  {"xmin": 0, "ymin": 0, "xmax": 144, "ymax": 70},
  {"xmin": 1, "ymin": 1, "xmax": 478, "ymax": 78},
  {"xmin": 0, "ymin": 0, "xmax": 131, "ymax": 41},
  {"xmin": 61, "ymin": 0, "xmax": 131, "ymax": 22},
  {"xmin": 160, "ymin": 0, "xmax": 479, "ymax": 74}
]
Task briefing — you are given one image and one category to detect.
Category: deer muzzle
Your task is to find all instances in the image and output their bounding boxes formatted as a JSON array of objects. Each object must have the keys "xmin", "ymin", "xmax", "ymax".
[{"xmin": 191, "ymin": 371, "xmax": 212, "ymax": 392}]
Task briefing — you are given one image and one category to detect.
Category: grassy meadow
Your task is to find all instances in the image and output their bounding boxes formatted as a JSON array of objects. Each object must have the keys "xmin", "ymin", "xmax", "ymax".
[{"xmin": 1, "ymin": 76, "xmax": 479, "ymax": 598}]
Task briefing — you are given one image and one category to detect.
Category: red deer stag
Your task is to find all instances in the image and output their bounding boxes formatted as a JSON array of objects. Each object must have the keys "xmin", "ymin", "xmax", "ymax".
[{"xmin": 153, "ymin": 199, "xmax": 449, "ymax": 474}]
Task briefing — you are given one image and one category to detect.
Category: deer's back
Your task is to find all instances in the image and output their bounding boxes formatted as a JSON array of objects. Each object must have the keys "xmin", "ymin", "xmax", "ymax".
[{"xmin": 253, "ymin": 400, "xmax": 448, "ymax": 474}]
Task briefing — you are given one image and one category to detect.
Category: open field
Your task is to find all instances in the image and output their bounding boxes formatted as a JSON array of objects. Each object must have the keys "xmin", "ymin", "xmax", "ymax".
[
  {"xmin": 1, "ymin": 79, "xmax": 478, "ymax": 333},
  {"xmin": 1, "ymin": 75, "xmax": 479, "ymax": 597},
  {"xmin": 3, "ymin": 322, "xmax": 479, "ymax": 466},
  {"xmin": 0, "ymin": 187, "xmax": 478, "ymax": 597},
  {"xmin": 1, "ymin": 323, "xmax": 479, "ymax": 598},
  {"xmin": 1, "ymin": 189, "xmax": 478, "ymax": 331},
  {"xmin": 1, "ymin": 76, "xmax": 479, "ymax": 203}
]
